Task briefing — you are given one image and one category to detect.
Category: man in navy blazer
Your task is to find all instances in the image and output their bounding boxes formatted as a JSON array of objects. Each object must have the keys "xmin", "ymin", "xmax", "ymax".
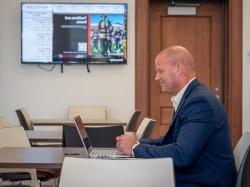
[{"xmin": 116, "ymin": 46, "xmax": 236, "ymax": 187}]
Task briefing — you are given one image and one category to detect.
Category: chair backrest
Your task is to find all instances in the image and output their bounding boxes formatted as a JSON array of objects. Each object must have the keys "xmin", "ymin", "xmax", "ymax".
[
  {"xmin": 0, "ymin": 117, "xmax": 10, "ymax": 128},
  {"xmin": 0, "ymin": 126, "xmax": 31, "ymax": 148},
  {"xmin": 63, "ymin": 124, "xmax": 124, "ymax": 148},
  {"xmin": 136, "ymin": 117, "xmax": 156, "ymax": 140},
  {"xmin": 235, "ymin": 145, "xmax": 250, "ymax": 187},
  {"xmin": 59, "ymin": 157, "xmax": 175, "ymax": 187},
  {"xmin": 63, "ymin": 125, "xmax": 82, "ymax": 147},
  {"xmin": 233, "ymin": 132, "xmax": 250, "ymax": 171},
  {"xmin": 125, "ymin": 109, "xmax": 141, "ymax": 132},
  {"xmin": 68, "ymin": 106, "xmax": 106, "ymax": 120},
  {"xmin": 0, "ymin": 126, "xmax": 39, "ymax": 186},
  {"xmin": 84, "ymin": 125, "xmax": 124, "ymax": 147},
  {"xmin": 16, "ymin": 108, "xmax": 33, "ymax": 130}
]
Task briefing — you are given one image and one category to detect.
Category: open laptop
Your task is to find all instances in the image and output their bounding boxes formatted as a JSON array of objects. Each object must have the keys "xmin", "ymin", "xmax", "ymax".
[{"xmin": 74, "ymin": 116, "xmax": 131, "ymax": 159}]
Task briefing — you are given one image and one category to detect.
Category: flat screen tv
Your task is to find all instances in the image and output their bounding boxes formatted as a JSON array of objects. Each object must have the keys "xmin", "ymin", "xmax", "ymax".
[{"xmin": 21, "ymin": 3, "xmax": 127, "ymax": 64}]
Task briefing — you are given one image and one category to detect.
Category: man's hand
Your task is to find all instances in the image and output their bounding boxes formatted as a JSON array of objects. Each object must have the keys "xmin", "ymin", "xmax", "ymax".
[{"xmin": 116, "ymin": 135, "xmax": 138, "ymax": 156}]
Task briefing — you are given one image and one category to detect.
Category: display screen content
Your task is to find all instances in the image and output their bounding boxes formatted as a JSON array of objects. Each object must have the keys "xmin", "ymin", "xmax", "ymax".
[{"xmin": 21, "ymin": 3, "xmax": 127, "ymax": 64}]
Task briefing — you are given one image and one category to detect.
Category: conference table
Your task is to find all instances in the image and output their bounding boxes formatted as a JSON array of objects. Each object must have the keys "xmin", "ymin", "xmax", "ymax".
[
  {"xmin": 32, "ymin": 119, "xmax": 126, "ymax": 126},
  {"xmin": 26, "ymin": 123, "xmax": 125, "ymax": 144},
  {"xmin": 0, "ymin": 147, "xmax": 87, "ymax": 169},
  {"xmin": 26, "ymin": 130, "xmax": 62, "ymax": 143}
]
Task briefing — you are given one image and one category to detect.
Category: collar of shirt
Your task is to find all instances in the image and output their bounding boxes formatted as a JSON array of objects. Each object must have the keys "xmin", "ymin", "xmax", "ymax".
[{"xmin": 171, "ymin": 77, "xmax": 196, "ymax": 111}]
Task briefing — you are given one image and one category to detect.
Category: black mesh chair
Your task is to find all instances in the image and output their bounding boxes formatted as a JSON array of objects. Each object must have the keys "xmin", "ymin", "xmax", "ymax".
[{"xmin": 63, "ymin": 124, "xmax": 124, "ymax": 148}]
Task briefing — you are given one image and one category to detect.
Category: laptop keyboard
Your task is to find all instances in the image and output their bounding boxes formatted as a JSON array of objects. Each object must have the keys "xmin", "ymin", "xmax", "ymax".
[{"xmin": 90, "ymin": 148, "xmax": 128, "ymax": 158}]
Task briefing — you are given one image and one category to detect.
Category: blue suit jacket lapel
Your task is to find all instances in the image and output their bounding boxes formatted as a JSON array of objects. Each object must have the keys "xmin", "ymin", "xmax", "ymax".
[
  {"xmin": 169, "ymin": 78, "xmax": 200, "ymax": 127},
  {"xmin": 162, "ymin": 79, "xmax": 201, "ymax": 144}
]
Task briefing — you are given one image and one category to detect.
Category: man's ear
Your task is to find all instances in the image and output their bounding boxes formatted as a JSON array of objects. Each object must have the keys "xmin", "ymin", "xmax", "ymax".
[{"xmin": 176, "ymin": 61, "xmax": 184, "ymax": 75}]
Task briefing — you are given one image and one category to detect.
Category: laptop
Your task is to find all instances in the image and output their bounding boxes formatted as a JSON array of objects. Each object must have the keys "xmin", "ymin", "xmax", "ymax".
[{"xmin": 74, "ymin": 116, "xmax": 131, "ymax": 159}]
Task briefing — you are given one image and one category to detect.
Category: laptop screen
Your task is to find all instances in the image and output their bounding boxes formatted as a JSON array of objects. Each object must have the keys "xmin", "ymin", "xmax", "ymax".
[{"xmin": 74, "ymin": 116, "xmax": 92, "ymax": 152}]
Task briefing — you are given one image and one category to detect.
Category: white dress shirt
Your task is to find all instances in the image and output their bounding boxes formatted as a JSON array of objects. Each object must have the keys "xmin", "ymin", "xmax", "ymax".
[{"xmin": 171, "ymin": 77, "xmax": 196, "ymax": 111}]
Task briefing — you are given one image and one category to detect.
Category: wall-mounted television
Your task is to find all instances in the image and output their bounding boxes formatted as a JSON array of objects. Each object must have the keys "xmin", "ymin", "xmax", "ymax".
[{"xmin": 21, "ymin": 3, "xmax": 127, "ymax": 64}]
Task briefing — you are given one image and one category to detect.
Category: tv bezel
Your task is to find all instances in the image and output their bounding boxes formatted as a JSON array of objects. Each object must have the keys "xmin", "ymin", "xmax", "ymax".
[{"xmin": 21, "ymin": 2, "xmax": 128, "ymax": 65}]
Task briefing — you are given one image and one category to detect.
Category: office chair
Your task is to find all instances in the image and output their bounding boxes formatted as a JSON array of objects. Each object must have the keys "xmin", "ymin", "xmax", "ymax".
[
  {"xmin": 233, "ymin": 132, "xmax": 250, "ymax": 171},
  {"xmin": 124, "ymin": 109, "xmax": 141, "ymax": 132},
  {"xmin": 0, "ymin": 126, "xmax": 60, "ymax": 186},
  {"xmin": 16, "ymin": 108, "xmax": 33, "ymax": 130},
  {"xmin": 62, "ymin": 125, "xmax": 82, "ymax": 147},
  {"xmin": 85, "ymin": 125, "xmax": 124, "ymax": 147},
  {"xmin": 68, "ymin": 106, "xmax": 106, "ymax": 120},
  {"xmin": 136, "ymin": 117, "xmax": 156, "ymax": 140},
  {"xmin": 16, "ymin": 108, "xmax": 61, "ymax": 147},
  {"xmin": 235, "ymin": 145, "xmax": 250, "ymax": 187},
  {"xmin": 59, "ymin": 157, "xmax": 175, "ymax": 187},
  {"xmin": 63, "ymin": 124, "xmax": 124, "ymax": 148},
  {"xmin": 0, "ymin": 126, "xmax": 38, "ymax": 187}
]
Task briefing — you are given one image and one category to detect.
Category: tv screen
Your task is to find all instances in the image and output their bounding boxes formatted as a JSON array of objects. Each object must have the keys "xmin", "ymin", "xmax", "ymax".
[{"xmin": 21, "ymin": 3, "xmax": 127, "ymax": 64}]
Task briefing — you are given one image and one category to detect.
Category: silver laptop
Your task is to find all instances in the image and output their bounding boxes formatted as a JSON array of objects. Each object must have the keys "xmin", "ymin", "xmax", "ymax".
[{"xmin": 74, "ymin": 116, "xmax": 130, "ymax": 158}]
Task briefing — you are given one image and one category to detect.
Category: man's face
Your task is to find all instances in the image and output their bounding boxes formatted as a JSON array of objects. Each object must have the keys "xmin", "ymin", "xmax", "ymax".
[{"xmin": 155, "ymin": 55, "xmax": 178, "ymax": 95}]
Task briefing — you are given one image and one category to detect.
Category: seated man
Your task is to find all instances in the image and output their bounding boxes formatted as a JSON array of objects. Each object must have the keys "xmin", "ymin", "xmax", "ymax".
[{"xmin": 116, "ymin": 46, "xmax": 236, "ymax": 187}]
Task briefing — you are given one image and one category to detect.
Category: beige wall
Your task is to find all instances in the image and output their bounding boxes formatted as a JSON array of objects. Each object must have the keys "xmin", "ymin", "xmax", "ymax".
[
  {"xmin": 243, "ymin": 0, "xmax": 250, "ymax": 132},
  {"xmin": 1, "ymin": 0, "xmax": 249, "ymax": 133},
  {"xmin": 0, "ymin": 0, "xmax": 135, "ymax": 124}
]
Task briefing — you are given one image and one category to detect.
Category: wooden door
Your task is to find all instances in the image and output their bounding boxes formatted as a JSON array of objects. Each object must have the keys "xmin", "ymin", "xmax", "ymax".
[{"xmin": 149, "ymin": 2, "xmax": 223, "ymax": 137}]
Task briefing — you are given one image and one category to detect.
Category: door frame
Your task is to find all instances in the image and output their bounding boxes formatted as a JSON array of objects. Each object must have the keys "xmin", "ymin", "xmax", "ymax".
[{"xmin": 135, "ymin": 0, "xmax": 242, "ymax": 147}]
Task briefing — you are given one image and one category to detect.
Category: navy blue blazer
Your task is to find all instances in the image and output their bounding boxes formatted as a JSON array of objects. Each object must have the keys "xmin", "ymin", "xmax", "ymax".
[{"xmin": 134, "ymin": 79, "xmax": 236, "ymax": 187}]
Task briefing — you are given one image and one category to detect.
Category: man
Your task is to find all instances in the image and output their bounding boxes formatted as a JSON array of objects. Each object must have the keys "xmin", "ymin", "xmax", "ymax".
[
  {"xmin": 98, "ymin": 14, "xmax": 112, "ymax": 56},
  {"xmin": 116, "ymin": 46, "xmax": 236, "ymax": 187}
]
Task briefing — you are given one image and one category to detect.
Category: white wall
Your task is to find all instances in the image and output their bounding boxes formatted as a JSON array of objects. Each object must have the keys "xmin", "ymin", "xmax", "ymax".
[
  {"xmin": 243, "ymin": 0, "xmax": 250, "ymax": 132},
  {"xmin": 0, "ymin": 0, "xmax": 135, "ymax": 124}
]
